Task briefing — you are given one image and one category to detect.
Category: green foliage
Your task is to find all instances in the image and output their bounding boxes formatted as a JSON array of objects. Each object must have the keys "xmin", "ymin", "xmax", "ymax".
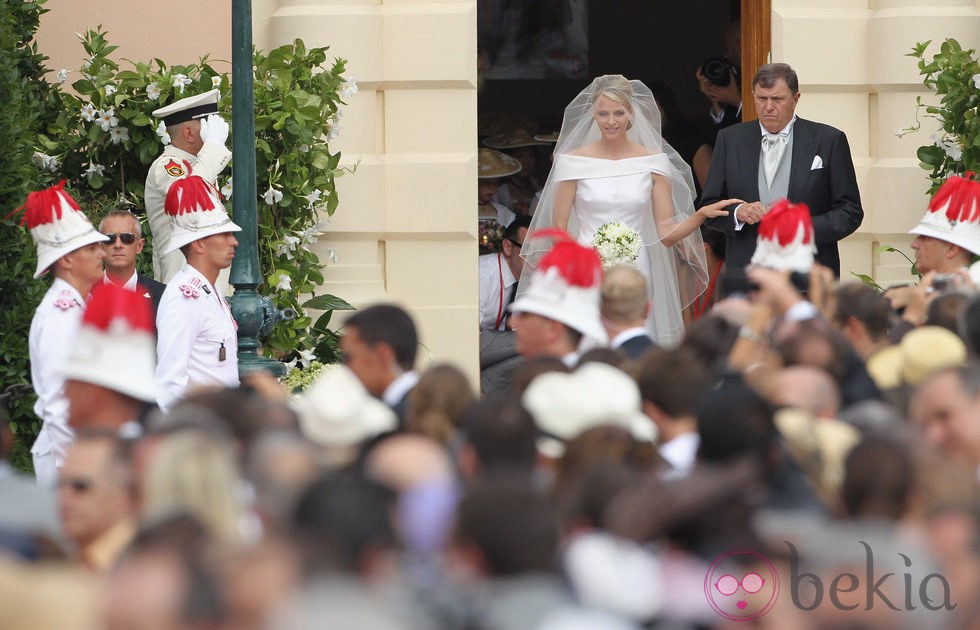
[
  {"xmin": 904, "ymin": 39, "xmax": 980, "ymax": 193},
  {"xmin": 0, "ymin": 0, "xmax": 55, "ymax": 466}
]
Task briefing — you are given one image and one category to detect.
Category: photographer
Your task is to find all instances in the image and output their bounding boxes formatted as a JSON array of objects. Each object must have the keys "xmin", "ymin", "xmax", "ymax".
[{"xmin": 695, "ymin": 19, "xmax": 742, "ymax": 141}]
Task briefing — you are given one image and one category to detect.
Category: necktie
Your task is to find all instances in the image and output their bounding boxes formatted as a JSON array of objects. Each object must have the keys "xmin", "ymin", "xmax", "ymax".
[
  {"xmin": 499, "ymin": 282, "xmax": 517, "ymax": 331},
  {"xmin": 762, "ymin": 133, "xmax": 788, "ymax": 190}
]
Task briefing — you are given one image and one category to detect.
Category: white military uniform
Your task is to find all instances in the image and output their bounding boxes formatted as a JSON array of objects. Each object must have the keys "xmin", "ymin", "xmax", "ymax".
[
  {"xmin": 478, "ymin": 252, "xmax": 518, "ymax": 331},
  {"xmin": 144, "ymin": 142, "xmax": 231, "ymax": 283},
  {"xmin": 29, "ymin": 278, "xmax": 85, "ymax": 485},
  {"xmin": 155, "ymin": 265, "xmax": 239, "ymax": 411}
]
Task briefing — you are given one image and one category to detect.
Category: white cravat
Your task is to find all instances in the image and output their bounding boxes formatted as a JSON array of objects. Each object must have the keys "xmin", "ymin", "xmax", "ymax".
[{"xmin": 761, "ymin": 132, "xmax": 788, "ymax": 189}]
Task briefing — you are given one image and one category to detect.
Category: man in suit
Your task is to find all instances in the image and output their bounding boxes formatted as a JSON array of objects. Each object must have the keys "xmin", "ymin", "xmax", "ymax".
[
  {"xmin": 600, "ymin": 264, "xmax": 656, "ymax": 359},
  {"xmin": 341, "ymin": 304, "xmax": 420, "ymax": 422},
  {"xmin": 99, "ymin": 210, "xmax": 166, "ymax": 325},
  {"xmin": 701, "ymin": 63, "xmax": 863, "ymax": 278}
]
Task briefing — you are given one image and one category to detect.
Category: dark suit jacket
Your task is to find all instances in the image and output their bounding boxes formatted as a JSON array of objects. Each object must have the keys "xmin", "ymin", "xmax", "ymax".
[
  {"xmin": 137, "ymin": 273, "xmax": 167, "ymax": 324},
  {"xmin": 701, "ymin": 117, "xmax": 863, "ymax": 276},
  {"xmin": 615, "ymin": 333, "xmax": 656, "ymax": 360}
]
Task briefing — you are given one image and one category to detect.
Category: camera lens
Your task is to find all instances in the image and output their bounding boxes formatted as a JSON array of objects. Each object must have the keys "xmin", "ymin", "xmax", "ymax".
[{"xmin": 701, "ymin": 57, "xmax": 732, "ymax": 87}]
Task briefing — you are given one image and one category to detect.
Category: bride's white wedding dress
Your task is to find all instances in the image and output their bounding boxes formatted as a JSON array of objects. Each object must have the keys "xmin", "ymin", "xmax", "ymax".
[{"xmin": 553, "ymin": 152, "xmax": 688, "ymax": 346}]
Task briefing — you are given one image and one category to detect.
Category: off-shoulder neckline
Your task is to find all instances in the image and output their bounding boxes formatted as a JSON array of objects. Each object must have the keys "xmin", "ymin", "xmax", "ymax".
[{"xmin": 561, "ymin": 153, "xmax": 666, "ymax": 162}]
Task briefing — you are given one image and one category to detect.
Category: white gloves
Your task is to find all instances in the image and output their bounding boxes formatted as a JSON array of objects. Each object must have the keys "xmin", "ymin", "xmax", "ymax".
[{"xmin": 198, "ymin": 114, "xmax": 229, "ymax": 145}]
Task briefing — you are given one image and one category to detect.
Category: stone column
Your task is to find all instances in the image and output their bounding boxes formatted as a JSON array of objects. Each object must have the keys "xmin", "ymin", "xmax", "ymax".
[{"xmin": 264, "ymin": 0, "xmax": 480, "ymax": 382}]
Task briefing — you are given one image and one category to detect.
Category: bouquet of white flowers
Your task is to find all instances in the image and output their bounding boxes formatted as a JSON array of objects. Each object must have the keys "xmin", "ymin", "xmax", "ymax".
[{"xmin": 592, "ymin": 221, "xmax": 641, "ymax": 269}]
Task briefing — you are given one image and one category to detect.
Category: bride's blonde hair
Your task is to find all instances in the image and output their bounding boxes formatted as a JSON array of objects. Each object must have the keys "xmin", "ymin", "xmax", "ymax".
[{"xmin": 590, "ymin": 74, "xmax": 635, "ymax": 112}]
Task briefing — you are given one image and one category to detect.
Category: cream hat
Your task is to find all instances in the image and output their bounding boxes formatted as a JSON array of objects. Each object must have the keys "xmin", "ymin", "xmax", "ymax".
[
  {"xmin": 61, "ymin": 282, "xmax": 158, "ymax": 402},
  {"xmin": 510, "ymin": 229, "xmax": 607, "ymax": 344},
  {"xmin": 18, "ymin": 180, "xmax": 109, "ymax": 278},
  {"xmin": 909, "ymin": 174, "xmax": 980, "ymax": 256},
  {"xmin": 522, "ymin": 362, "xmax": 655, "ymax": 458},
  {"xmin": 152, "ymin": 88, "xmax": 220, "ymax": 127},
  {"xmin": 866, "ymin": 326, "xmax": 967, "ymax": 389},
  {"xmin": 291, "ymin": 364, "xmax": 397, "ymax": 446},
  {"xmin": 750, "ymin": 199, "xmax": 816, "ymax": 273},
  {"xmin": 483, "ymin": 128, "xmax": 548, "ymax": 149},
  {"xmin": 478, "ymin": 148, "xmax": 521, "ymax": 179},
  {"xmin": 162, "ymin": 175, "xmax": 241, "ymax": 254}
]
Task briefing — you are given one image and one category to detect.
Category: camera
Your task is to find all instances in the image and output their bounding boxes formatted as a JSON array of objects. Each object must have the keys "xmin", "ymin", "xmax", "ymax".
[
  {"xmin": 930, "ymin": 274, "xmax": 957, "ymax": 293},
  {"xmin": 700, "ymin": 57, "xmax": 740, "ymax": 87},
  {"xmin": 721, "ymin": 267, "xmax": 810, "ymax": 298}
]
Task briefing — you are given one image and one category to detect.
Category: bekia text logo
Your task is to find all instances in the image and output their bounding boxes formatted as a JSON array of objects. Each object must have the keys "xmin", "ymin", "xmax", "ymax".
[
  {"xmin": 704, "ymin": 548, "xmax": 780, "ymax": 621},
  {"xmin": 705, "ymin": 542, "xmax": 956, "ymax": 620}
]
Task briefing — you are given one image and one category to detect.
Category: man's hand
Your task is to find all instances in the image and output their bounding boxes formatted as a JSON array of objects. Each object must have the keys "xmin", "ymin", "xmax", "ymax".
[
  {"xmin": 199, "ymin": 114, "xmax": 230, "ymax": 145},
  {"xmin": 736, "ymin": 201, "xmax": 768, "ymax": 225}
]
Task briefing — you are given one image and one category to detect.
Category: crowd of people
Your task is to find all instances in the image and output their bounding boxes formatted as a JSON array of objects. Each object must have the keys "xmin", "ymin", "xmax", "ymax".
[{"xmin": 3, "ymin": 48, "xmax": 980, "ymax": 629}]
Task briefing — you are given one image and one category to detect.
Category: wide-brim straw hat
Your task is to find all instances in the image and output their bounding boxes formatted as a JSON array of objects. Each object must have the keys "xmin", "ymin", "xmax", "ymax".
[
  {"xmin": 291, "ymin": 364, "xmax": 397, "ymax": 447},
  {"xmin": 483, "ymin": 128, "xmax": 549, "ymax": 150},
  {"xmin": 478, "ymin": 148, "xmax": 521, "ymax": 179}
]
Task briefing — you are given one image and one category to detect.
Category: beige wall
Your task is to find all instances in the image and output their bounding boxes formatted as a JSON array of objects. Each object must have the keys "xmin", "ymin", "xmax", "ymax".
[
  {"xmin": 773, "ymin": 0, "xmax": 980, "ymax": 286},
  {"xmin": 35, "ymin": 0, "xmax": 980, "ymax": 381}
]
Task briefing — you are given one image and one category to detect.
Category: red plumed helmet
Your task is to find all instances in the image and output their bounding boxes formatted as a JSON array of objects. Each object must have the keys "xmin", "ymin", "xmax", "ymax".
[{"xmin": 750, "ymin": 199, "xmax": 816, "ymax": 273}]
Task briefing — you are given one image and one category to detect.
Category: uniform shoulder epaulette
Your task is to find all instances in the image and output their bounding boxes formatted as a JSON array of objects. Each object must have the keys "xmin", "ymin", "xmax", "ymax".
[
  {"xmin": 53, "ymin": 290, "xmax": 80, "ymax": 311},
  {"xmin": 178, "ymin": 277, "xmax": 203, "ymax": 298}
]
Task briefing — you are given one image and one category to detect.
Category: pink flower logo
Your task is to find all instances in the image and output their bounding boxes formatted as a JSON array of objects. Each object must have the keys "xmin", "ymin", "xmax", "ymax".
[
  {"xmin": 179, "ymin": 284, "xmax": 200, "ymax": 298},
  {"xmin": 704, "ymin": 548, "xmax": 780, "ymax": 621}
]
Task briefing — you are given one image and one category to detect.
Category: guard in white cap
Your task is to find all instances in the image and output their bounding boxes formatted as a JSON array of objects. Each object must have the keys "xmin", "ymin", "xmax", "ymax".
[
  {"xmin": 145, "ymin": 88, "xmax": 231, "ymax": 282},
  {"xmin": 509, "ymin": 229, "xmax": 606, "ymax": 366},
  {"xmin": 908, "ymin": 173, "xmax": 980, "ymax": 275},
  {"xmin": 62, "ymin": 282, "xmax": 158, "ymax": 439},
  {"xmin": 749, "ymin": 198, "xmax": 816, "ymax": 273},
  {"xmin": 154, "ymin": 175, "xmax": 242, "ymax": 411},
  {"xmin": 15, "ymin": 181, "xmax": 109, "ymax": 485}
]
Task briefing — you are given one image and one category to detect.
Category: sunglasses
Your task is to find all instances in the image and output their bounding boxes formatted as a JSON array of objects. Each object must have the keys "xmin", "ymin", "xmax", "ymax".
[
  {"xmin": 103, "ymin": 232, "xmax": 137, "ymax": 245},
  {"xmin": 57, "ymin": 477, "xmax": 94, "ymax": 493},
  {"xmin": 506, "ymin": 237, "xmax": 524, "ymax": 248}
]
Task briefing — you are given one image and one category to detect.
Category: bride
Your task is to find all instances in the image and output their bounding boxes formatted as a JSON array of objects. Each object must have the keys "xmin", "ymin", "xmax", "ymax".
[{"xmin": 522, "ymin": 74, "xmax": 739, "ymax": 346}]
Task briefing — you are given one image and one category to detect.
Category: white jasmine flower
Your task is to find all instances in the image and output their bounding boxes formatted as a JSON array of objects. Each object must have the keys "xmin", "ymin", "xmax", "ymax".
[
  {"xmin": 109, "ymin": 127, "xmax": 130, "ymax": 144},
  {"xmin": 304, "ymin": 189, "xmax": 322, "ymax": 208},
  {"xmin": 172, "ymin": 74, "xmax": 192, "ymax": 94},
  {"xmin": 96, "ymin": 107, "xmax": 118, "ymax": 132},
  {"xmin": 297, "ymin": 348, "xmax": 316, "ymax": 365},
  {"xmin": 326, "ymin": 247, "xmax": 339, "ymax": 264},
  {"xmin": 155, "ymin": 120, "xmax": 171, "ymax": 145},
  {"xmin": 211, "ymin": 76, "xmax": 221, "ymax": 89},
  {"xmin": 85, "ymin": 163, "xmax": 105, "ymax": 176},
  {"xmin": 263, "ymin": 185, "xmax": 284, "ymax": 206},
  {"xmin": 274, "ymin": 234, "xmax": 301, "ymax": 258},
  {"xmin": 973, "ymin": 73, "xmax": 980, "ymax": 89},
  {"xmin": 81, "ymin": 58, "xmax": 92, "ymax": 71},
  {"xmin": 944, "ymin": 141, "xmax": 963, "ymax": 161},
  {"xmin": 105, "ymin": 84, "xmax": 117, "ymax": 96},
  {"xmin": 327, "ymin": 120, "xmax": 342, "ymax": 140},
  {"xmin": 339, "ymin": 79, "xmax": 358, "ymax": 101},
  {"xmin": 221, "ymin": 177, "xmax": 233, "ymax": 199},
  {"xmin": 275, "ymin": 273, "xmax": 292, "ymax": 291},
  {"xmin": 80, "ymin": 103, "xmax": 97, "ymax": 122},
  {"xmin": 32, "ymin": 152, "xmax": 59, "ymax": 173},
  {"xmin": 146, "ymin": 82, "xmax": 162, "ymax": 100},
  {"xmin": 298, "ymin": 144, "xmax": 310, "ymax": 153},
  {"xmin": 57, "ymin": 69, "xmax": 69, "ymax": 84}
]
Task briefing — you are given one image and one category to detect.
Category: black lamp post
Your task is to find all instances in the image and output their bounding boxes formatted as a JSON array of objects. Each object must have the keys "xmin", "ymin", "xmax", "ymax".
[{"xmin": 228, "ymin": 0, "xmax": 291, "ymax": 376}]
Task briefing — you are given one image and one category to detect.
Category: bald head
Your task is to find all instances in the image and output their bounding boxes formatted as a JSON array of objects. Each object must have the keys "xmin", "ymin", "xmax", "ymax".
[{"xmin": 774, "ymin": 365, "xmax": 841, "ymax": 419}]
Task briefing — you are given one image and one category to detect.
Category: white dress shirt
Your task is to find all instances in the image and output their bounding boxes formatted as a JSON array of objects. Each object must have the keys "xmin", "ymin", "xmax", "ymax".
[
  {"xmin": 734, "ymin": 116, "xmax": 798, "ymax": 230},
  {"xmin": 479, "ymin": 253, "xmax": 518, "ymax": 331},
  {"xmin": 155, "ymin": 265, "xmax": 239, "ymax": 411},
  {"xmin": 29, "ymin": 277, "xmax": 85, "ymax": 485}
]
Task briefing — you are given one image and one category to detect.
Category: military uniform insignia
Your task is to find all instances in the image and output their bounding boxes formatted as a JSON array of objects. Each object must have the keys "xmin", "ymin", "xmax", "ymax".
[
  {"xmin": 164, "ymin": 159, "xmax": 186, "ymax": 177},
  {"xmin": 179, "ymin": 277, "xmax": 203, "ymax": 298},
  {"xmin": 53, "ymin": 290, "xmax": 79, "ymax": 311}
]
